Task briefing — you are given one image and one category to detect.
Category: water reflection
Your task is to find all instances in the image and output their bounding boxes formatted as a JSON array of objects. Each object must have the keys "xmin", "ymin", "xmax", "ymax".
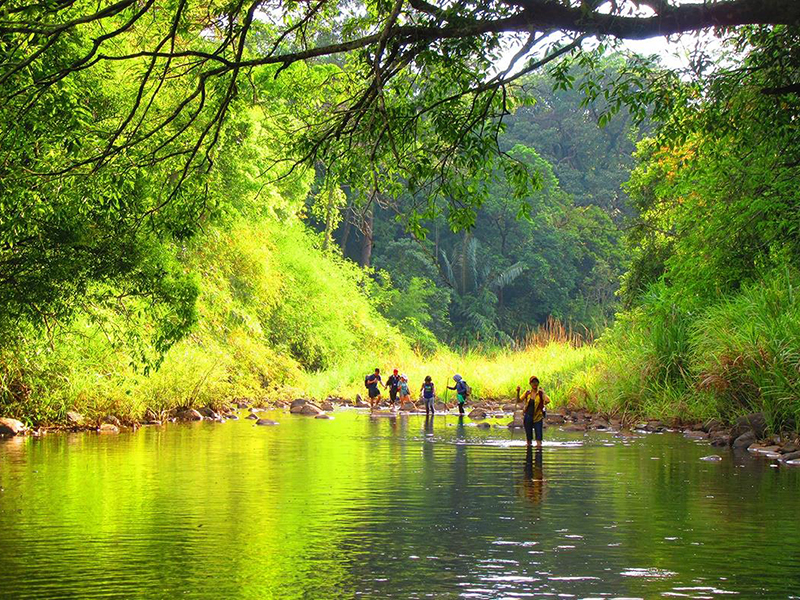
[
  {"xmin": 521, "ymin": 446, "xmax": 546, "ymax": 505},
  {"xmin": 1, "ymin": 410, "xmax": 799, "ymax": 599}
]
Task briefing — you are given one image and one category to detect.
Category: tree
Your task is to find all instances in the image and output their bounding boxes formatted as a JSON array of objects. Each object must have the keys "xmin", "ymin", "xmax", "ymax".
[{"xmin": 2, "ymin": 0, "xmax": 797, "ymax": 219}]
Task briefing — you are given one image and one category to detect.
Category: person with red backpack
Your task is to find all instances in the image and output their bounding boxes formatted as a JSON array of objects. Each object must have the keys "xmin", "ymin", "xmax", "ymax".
[{"xmin": 516, "ymin": 376, "xmax": 551, "ymax": 447}]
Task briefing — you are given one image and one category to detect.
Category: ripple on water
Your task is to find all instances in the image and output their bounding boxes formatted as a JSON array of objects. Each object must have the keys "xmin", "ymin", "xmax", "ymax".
[{"xmin": 620, "ymin": 567, "xmax": 678, "ymax": 578}]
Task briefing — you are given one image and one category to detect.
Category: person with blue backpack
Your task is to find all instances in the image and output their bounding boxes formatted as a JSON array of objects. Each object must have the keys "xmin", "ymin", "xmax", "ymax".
[{"xmin": 447, "ymin": 374, "xmax": 470, "ymax": 415}]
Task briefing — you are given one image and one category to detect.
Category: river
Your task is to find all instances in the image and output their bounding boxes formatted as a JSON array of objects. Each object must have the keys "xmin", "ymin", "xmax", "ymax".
[{"xmin": 1, "ymin": 409, "xmax": 799, "ymax": 598}]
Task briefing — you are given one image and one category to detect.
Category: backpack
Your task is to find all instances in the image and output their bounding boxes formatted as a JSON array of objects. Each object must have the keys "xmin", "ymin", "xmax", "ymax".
[
  {"xmin": 364, "ymin": 375, "xmax": 371, "ymax": 389},
  {"xmin": 464, "ymin": 382, "xmax": 472, "ymax": 397}
]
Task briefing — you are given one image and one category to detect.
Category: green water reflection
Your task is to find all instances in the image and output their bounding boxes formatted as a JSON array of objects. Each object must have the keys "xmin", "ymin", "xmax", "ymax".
[{"xmin": 1, "ymin": 410, "xmax": 799, "ymax": 598}]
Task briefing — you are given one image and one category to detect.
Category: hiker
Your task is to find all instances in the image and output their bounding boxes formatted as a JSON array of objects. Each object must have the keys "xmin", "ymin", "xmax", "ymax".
[
  {"xmin": 420, "ymin": 376, "xmax": 436, "ymax": 415},
  {"xmin": 365, "ymin": 368, "xmax": 384, "ymax": 410},
  {"xmin": 386, "ymin": 369, "xmax": 402, "ymax": 411},
  {"xmin": 447, "ymin": 374, "xmax": 469, "ymax": 415},
  {"xmin": 398, "ymin": 374, "xmax": 411, "ymax": 408},
  {"xmin": 516, "ymin": 376, "xmax": 551, "ymax": 447}
]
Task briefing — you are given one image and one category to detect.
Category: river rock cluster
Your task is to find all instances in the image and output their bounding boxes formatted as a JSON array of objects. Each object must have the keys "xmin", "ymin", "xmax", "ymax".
[{"xmin": 1, "ymin": 398, "xmax": 798, "ymax": 468}]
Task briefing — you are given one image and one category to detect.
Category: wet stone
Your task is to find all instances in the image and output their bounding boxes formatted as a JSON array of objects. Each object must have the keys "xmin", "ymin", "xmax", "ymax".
[
  {"xmin": 256, "ymin": 419, "xmax": 279, "ymax": 426},
  {"xmin": 563, "ymin": 423, "xmax": 587, "ymax": 432},
  {"xmin": 468, "ymin": 408, "xmax": 487, "ymax": 420},
  {"xmin": 299, "ymin": 404, "xmax": 323, "ymax": 416},
  {"xmin": 710, "ymin": 434, "xmax": 731, "ymax": 447},
  {"xmin": 732, "ymin": 430, "xmax": 756, "ymax": 449},
  {"xmin": 700, "ymin": 455, "xmax": 723, "ymax": 462},
  {"xmin": 197, "ymin": 407, "xmax": 219, "ymax": 419},
  {"xmin": 99, "ymin": 423, "xmax": 119, "ymax": 434},
  {"xmin": 779, "ymin": 450, "xmax": 800, "ymax": 462},
  {"xmin": 245, "ymin": 414, "xmax": 258, "ymax": 420},
  {"xmin": 315, "ymin": 414, "xmax": 333, "ymax": 420},
  {"xmin": 0, "ymin": 418, "xmax": 26, "ymax": 437}
]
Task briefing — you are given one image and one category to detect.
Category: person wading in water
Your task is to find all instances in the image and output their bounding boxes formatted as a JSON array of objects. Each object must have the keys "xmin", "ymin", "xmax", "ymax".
[
  {"xmin": 447, "ymin": 374, "xmax": 469, "ymax": 415},
  {"xmin": 420, "ymin": 376, "xmax": 436, "ymax": 415},
  {"xmin": 516, "ymin": 376, "xmax": 551, "ymax": 447},
  {"xmin": 365, "ymin": 368, "xmax": 385, "ymax": 410},
  {"xmin": 386, "ymin": 369, "xmax": 401, "ymax": 411}
]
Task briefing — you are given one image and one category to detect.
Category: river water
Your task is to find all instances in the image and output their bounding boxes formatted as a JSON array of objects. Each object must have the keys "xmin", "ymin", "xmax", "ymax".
[{"xmin": 1, "ymin": 409, "xmax": 799, "ymax": 599}]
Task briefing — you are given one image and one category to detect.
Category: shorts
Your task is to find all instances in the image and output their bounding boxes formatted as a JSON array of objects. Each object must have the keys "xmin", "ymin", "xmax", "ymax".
[
  {"xmin": 368, "ymin": 387, "xmax": 381, "ymax": 399},
  {"xmin": 524, "ymin": 413, "xmax": 543, "ymax": 443},
  {"xmin": 457, "ymin": 393, "xmax": 466, "ymax": 404}
]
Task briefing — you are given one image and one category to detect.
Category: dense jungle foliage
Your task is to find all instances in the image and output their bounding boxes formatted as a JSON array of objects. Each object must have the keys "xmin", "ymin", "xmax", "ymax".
[{"xmin": 0, "ymin": 0, "xmax": 798, "ymax": 432}]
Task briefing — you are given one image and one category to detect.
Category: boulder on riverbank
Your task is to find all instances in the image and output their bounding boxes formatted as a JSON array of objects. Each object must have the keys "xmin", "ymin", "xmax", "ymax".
[
  {"xmin": 66, "ymin": 411, "xmax": 85, "ymax": 426},
  {"xmin": 733, "ymin": 430, "xmax": 756, "ymax": 449},
  {"xmin": 730, "ymin": 412, "xmax": 767, "ymax": 441},
  {"xmin": 320, "ymin": 401, "xmax": 334, "ymax": 411},
  {"xmin": 176, "ymin": 408, "xmax": 203, "ymax": 422},
  {"xmin": 101, "ymin": 415, "xmax": 121, "ymax": 428},
  {"xmin": 197, "ymin": 406, "xmax": 220, "ymax": 419},
  {"xmin": 0, "ymin": 418, "xmax": 26, "ymax": 437},
  {"xmin": 99, "ymin": 423, "xmax": 119, "ymax": 434}
]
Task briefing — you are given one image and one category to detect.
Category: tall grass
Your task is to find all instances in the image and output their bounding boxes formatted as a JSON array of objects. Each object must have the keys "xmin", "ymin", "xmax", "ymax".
[{"xmin": 580, "ymin": 270, "xmax": 800, "ymax": 430}]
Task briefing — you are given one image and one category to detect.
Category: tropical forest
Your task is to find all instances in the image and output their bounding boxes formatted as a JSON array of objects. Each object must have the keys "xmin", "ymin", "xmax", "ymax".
[{"xmin": 1, "ymin": 0, "xmax": 799, "ymax": 597}]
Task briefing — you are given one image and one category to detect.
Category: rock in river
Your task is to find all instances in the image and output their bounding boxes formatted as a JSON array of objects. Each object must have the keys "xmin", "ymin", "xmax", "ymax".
[
  {"xmin": 732, "ymin": 430, "xmax": 756, "ymax": 449},
  {"xmin": 468, "ymin": 408, "xmax": 487, "ymax": 420},
  {"xmin": 0, "ymin": 418, "xmax": 26, "ymax": 436},
  {"xmin": 321, "ymin": 401, "xmax": 334, "ymax": 412},
  {"xmin": 700, "ymin": 455, "xmax": 723, "ymax": 462},
  {"xmin": 315, "ymin": 414, "xmax": 333, "ymax": 420},
  {"xmin": 780, "ymin": 450, "xmax": 800, "ymax": 462},
  {"xmin": 297, "ymin": 404, "xmax": 323, "ymax": 416},
  {"xmin": 256, "ymin": 418, "xmax": 279, "ymax": 426},
  {"xmin": 245, "ymin": 413, "xmax": 258, "ymax": 420},
  {"xmin": 99, "ymin": 423, "xmax": 119, "ymax": 434}
]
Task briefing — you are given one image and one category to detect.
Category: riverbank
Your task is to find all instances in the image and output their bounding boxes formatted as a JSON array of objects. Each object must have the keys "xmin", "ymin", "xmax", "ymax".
[{"xmin": 3, "ymin": 397, "xmax": 798, "ymax": 467}]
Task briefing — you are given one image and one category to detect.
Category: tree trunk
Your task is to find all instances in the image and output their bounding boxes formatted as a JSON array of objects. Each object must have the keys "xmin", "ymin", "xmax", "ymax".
[
  {"xmin": 340, "ymin": 201, "xmax": 353, "ymax": 254},
  {"xmin": 322, "ymin": 185, "xmax": 335, "ymax": 252},
  {"xmin": 359, "ymin": 207, "xmax": 374, "ymax": 268}
]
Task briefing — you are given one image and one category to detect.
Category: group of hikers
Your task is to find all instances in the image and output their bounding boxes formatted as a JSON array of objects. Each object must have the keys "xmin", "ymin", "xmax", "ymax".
[{"xmin": 364, "ymin": 368, "xmax": 551, "ymax": 446}]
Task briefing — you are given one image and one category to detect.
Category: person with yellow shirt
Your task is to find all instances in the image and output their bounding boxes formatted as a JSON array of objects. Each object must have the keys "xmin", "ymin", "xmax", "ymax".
[{"xmin": 516, "ymin": 376, "xmax": 550, "ymax": 447}]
